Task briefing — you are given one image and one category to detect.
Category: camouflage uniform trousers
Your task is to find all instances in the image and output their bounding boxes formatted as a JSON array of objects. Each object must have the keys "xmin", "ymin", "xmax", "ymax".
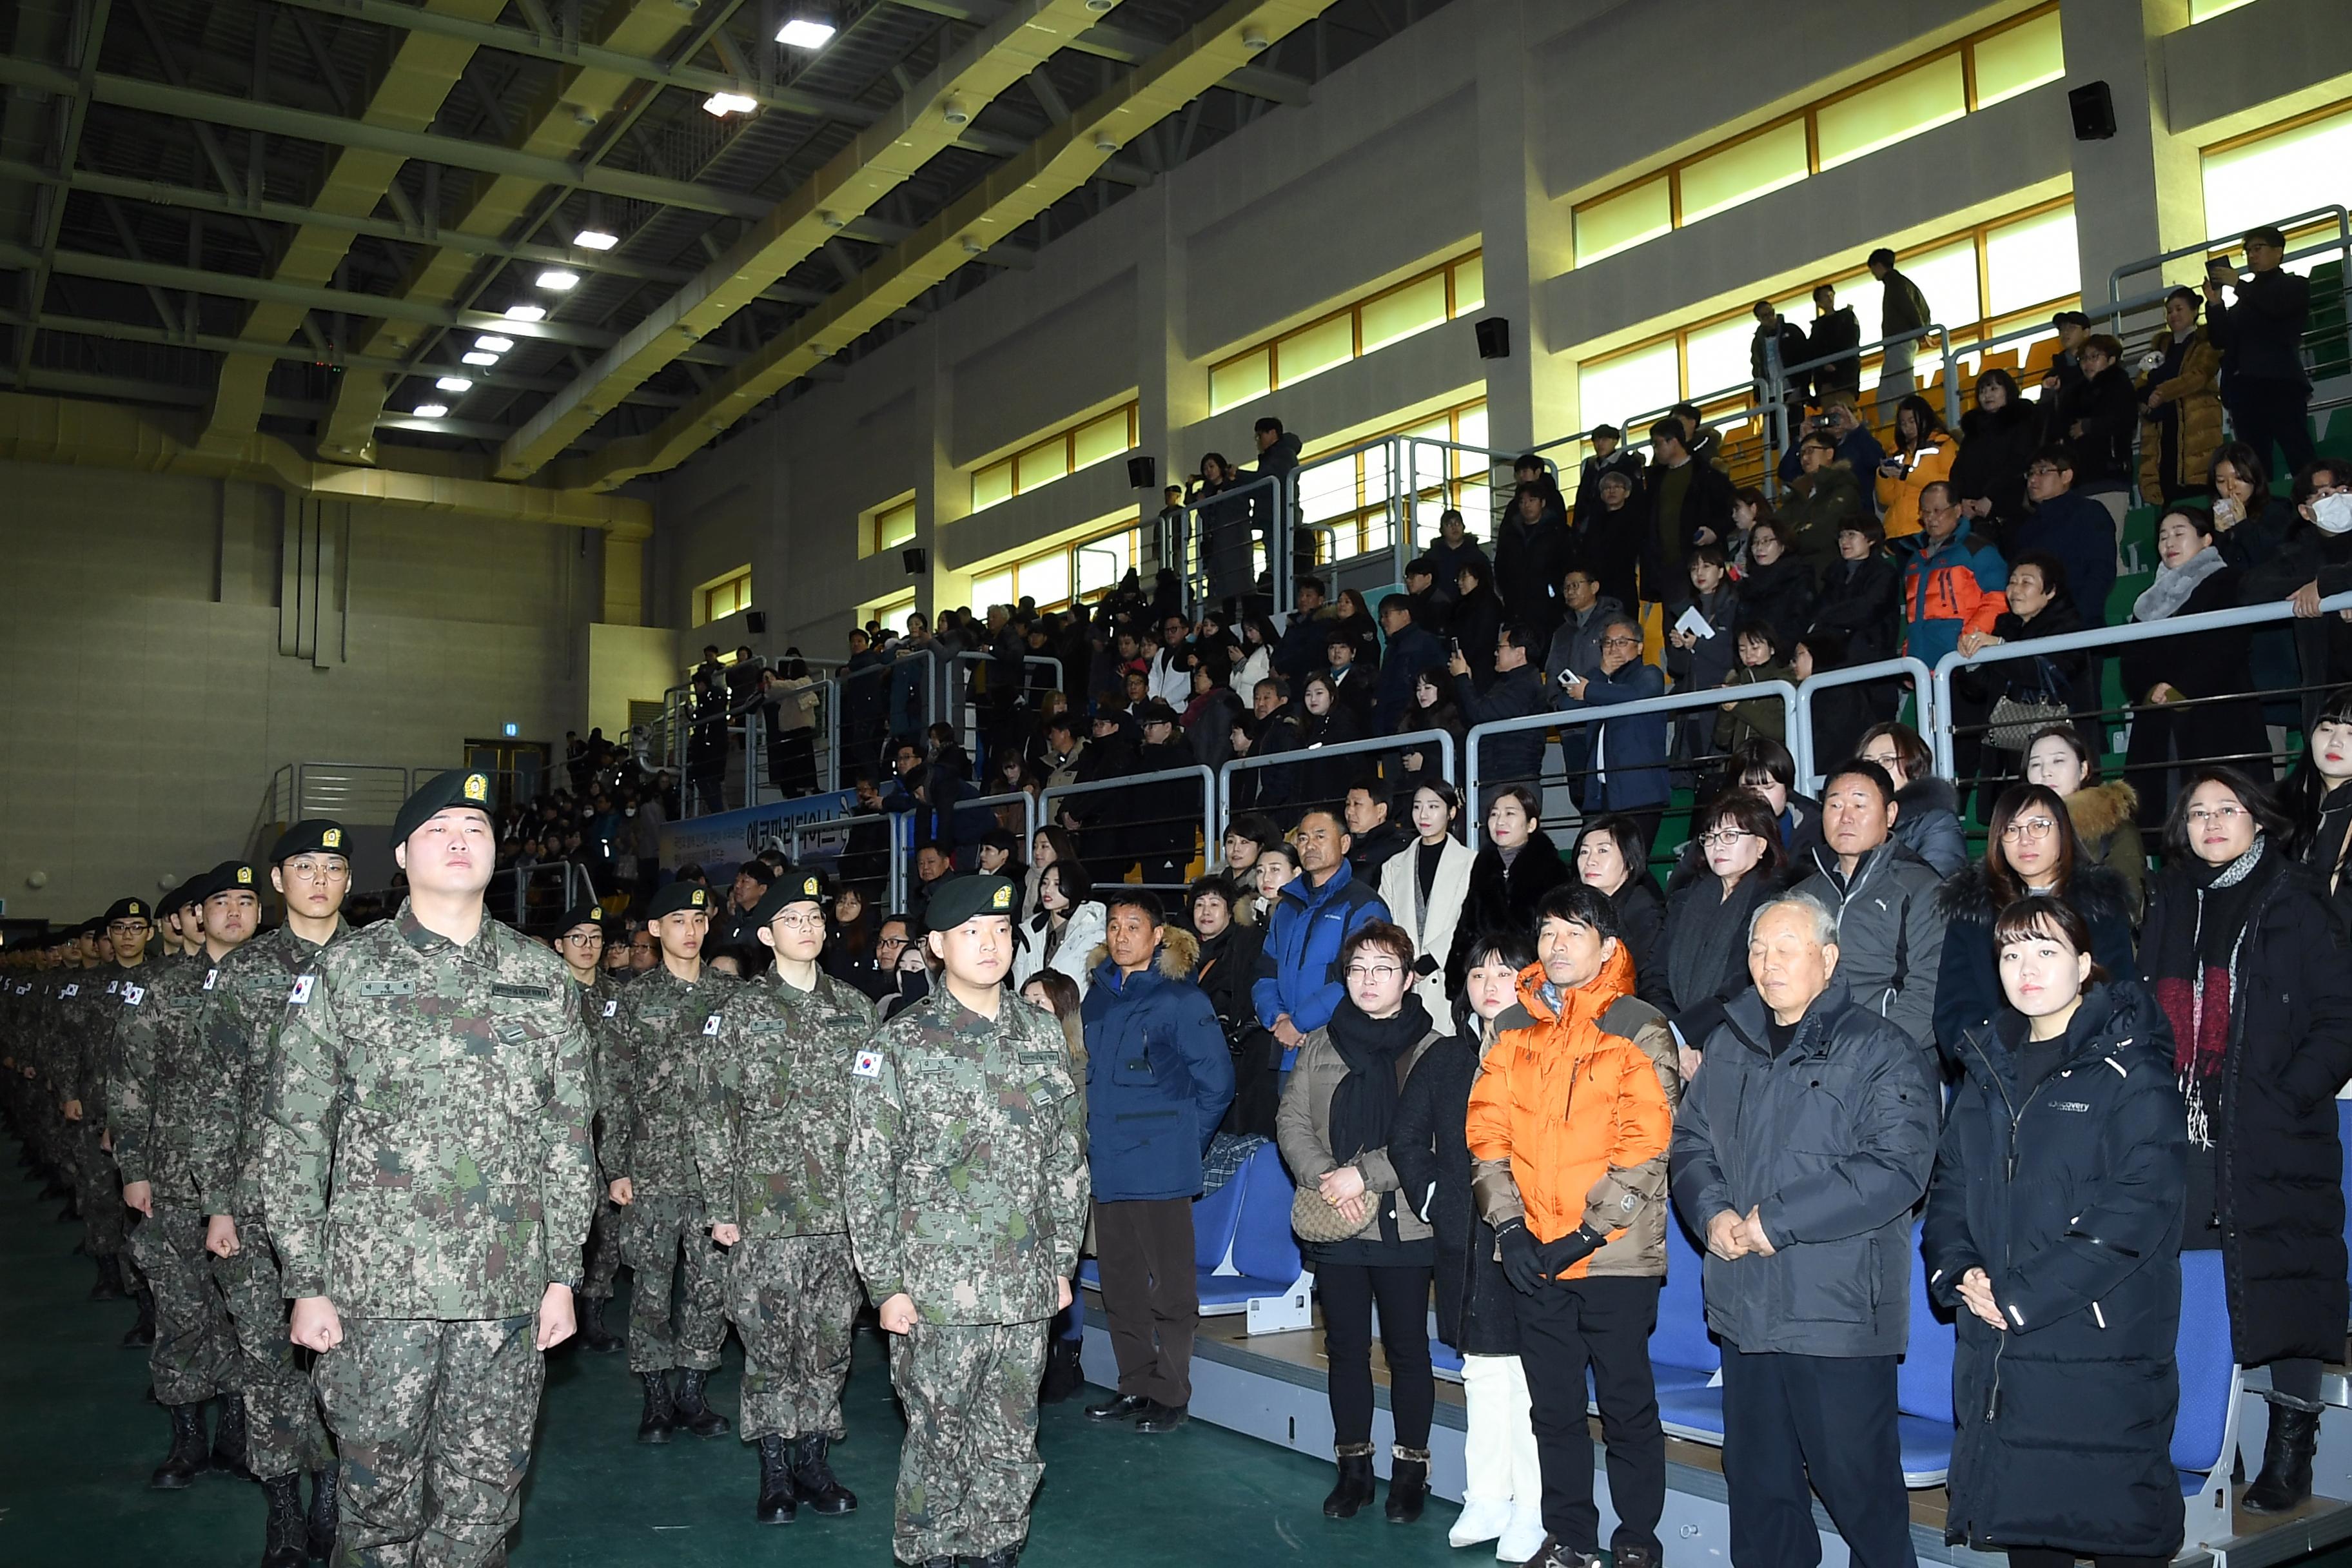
[
  {"xmin": 211, "ymin": 1213, "xmax": 334, "ymax": 1480},
  {"xmin": 887, "ymin": 1321, "xmax": 1050, "ymax": 1562},
  {"xmin": 618, "ymin": 1192, "xmax": 726, "ymax": 1374},
  {"xmin": 314, "ymin": 1313, "xmax": 544, "ymax": 1568},
  {"xmin": 725, "ymin": 1233, "xmax": 861, "ymax": 1442},
  {"xmin": 126, "ymin": 1202, "xmax": 231, "ymax": 1405},
  {"xmin": 582, "ymin": 1199, "xmax": 623, "ymax": 1303},
  {"xmin": 68, "ymin": 1121, "xmax": 129, "ymax": 1258}
]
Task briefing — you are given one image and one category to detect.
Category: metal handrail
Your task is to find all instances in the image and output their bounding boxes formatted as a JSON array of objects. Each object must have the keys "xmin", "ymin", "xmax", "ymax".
[
  {"xmin": 787, "ymin": 808, "xmax": 906, "ymax": 915},
  {"xmin": 1926, "ymin": 591, "xmax": 2352, "ymax": 775},
  {"xmin": 2106, "ymin": 205, "xmax": 2351, "ymax": 307},
  {"xmin": 1793, "ymin": 656, "xmax": 1936, "ymax": 786},
  {"xmin": 1290, "ymin": 434, "xmax": 1403, "ymax": 600},
  {"xmin": 1038, "ymin": 763, "xmax": 1217, "ymax": 890},
  {"xmin": 950, "ymin": 651, "xmax": 1065, "ymax": 780},
  {"xmin": 1216, "ymin": 725, "xmax": 1458, "ymax": 834},
  {"xmin": 1463, "ymin": 678, "xmax": 1799, "ymax": 847},
  {"xmin": 1162, "ymin": 471, "xmax": 1284, "ymax": 614}
]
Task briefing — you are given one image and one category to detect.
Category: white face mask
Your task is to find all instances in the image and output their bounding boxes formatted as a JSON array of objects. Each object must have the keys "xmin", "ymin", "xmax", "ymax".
[{"xmin": 2313, "ymin": 492, "xmax": 2352, "ymax": 536}]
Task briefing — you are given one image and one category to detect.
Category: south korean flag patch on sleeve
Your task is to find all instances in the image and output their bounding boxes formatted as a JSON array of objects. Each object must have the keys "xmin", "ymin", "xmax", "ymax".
[
  {"xmin": 852, "ymin": 1048, "xmax": 883, "ymax": 1079},
  {"xmin": 122, "ymin": 985, "xmax": 146, "ymax": 1007},
  {"xmin": 702, "ymin": 1014, "xmax": 723, "ymax": 1037},
  {"xmin": 288, "ymin": 975, "xmax": 316, "ymax": 1006},
  {"xmin": 602, "ymin": 1000, "xmax": 619, "ymax": 1019}
]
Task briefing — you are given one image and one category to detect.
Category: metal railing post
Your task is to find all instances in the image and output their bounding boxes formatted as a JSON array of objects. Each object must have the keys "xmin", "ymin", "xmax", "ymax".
[
  {"xmin": 1792, "ymin": 657, "xmax": 1935, "ymax": 787},
  {"xmin": 1037, "ymin": 765, "xmax": 1217, "ymax": 890},
  {"xmin": 1215, "ymin": 727, "xmax": 1458, "ymax": 830}
]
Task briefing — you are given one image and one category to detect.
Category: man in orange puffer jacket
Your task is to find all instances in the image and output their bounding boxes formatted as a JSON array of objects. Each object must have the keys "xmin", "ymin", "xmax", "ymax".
[{"xmin": 1467, "ymin": 883, "xmax": 1677, "ymax": 1568}]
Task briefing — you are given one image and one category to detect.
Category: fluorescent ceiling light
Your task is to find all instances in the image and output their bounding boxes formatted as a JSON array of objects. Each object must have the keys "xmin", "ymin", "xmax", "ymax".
[
  {"xmin": 535, "ymin": 268, "xmax": 581, "ymax": 292},
  {"xmin": 412, "ymin": 404, "xmax": 449, "ymax": 419},
  {"xmin": 776, "ymin": 16, "xmax": 836, "ymax": 48},
  {"xmin": 702, "ymin": 91, "xmax": 758, "ymax": 116},
  {"xmin": 573, "ymin": 228, "xmax": 620, "ymax": 251},
  {"xmin": 504, "ymin": 304, "xmax": 547, "ymax": 322},
  {"xmin": 434, "ymin": 376, "xmax": 473, "ymax": 392},
  {"xmin": 473, "ymin": 335, "xmax": 514, "ymax": 353},
  {"xmin": 462, "ymin": 351, "xmax": 498, "ymax": 367}
]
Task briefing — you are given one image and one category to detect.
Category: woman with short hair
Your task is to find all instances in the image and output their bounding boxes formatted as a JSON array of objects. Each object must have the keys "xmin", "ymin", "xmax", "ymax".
[
  {"xmin": 1658, "ymin": 794, "xmax": 1785, "ymax": 1059},
  {"xmin": 1446, "ymin": 785, "xmax": 1568, "ymax": 993}
]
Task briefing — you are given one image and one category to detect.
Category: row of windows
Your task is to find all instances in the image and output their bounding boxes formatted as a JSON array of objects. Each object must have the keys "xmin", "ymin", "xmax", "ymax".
[
  {"xmin": 967, "ymin": 520, "xmax": 1139, "ymax": 614},
  {"xmin": 693, "ymin": 565, "xmax": 752, "ymax": 628},
  {"xmin": 969, "ymin": 402, "xmax": 1139, "ymax": 514},
  {"xmin": 1298, "ymin": 398, "xmax": 1492, "ymax": 564},
  {"xmin": 1574, "ymin": 6, "xmax": 2065, "ymax": 268},
  {"xmin": 1208, "ymin": 251, "xmax": 1487, "ymax": 416}
]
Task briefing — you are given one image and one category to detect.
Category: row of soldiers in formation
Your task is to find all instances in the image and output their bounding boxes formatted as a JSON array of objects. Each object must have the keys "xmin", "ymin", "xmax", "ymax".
[{"xmin": 0, "ymin": 765, "xmax": 1090, "ymax": 1568}]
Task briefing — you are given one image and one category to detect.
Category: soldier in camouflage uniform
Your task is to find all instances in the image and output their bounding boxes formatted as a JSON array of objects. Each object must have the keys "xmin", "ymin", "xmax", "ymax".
[
  {"xmin": 551, "ymin": 902, "xmax": 627, "ymax": 1353},
  {"xmin": 66, "ymin": 897, "xmax": 161, "ymax": 1302},
  {"xmin": 845, "ymin": 874, "xmax": 1090, "ymax": 1568},
  {"xmin": 606, "ymin": 879, "xmax": 734, "ymax": 1442},
  {"xmin": 264, "ymin": 769, "xmax": 596, "ymax": 1568},
  {"xmin": 114, "ymin": 860, "xmax": 260, "ymax": 1487},
  {"xmin": 190, "ymin": 821, "xmax": 352, "ymax": 1567},
  {"xmin": 696, "ymin": 866, "xmax": 874, "ymax": 1524}
]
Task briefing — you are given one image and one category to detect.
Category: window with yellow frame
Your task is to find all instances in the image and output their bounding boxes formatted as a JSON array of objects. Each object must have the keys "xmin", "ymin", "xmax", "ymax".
[
  {"xmin": 1573, "ymin": 6, "xmax": 2065, "ymax": 268},
  {"xmin": 1209, "ymin": 251, "xmax": 1487, "ymax": 416},
  {"xmin": 966, "ymin": 522, "xmax": 1141, "ymax": 614},
  {"xmin": 968, "ymin": 402, "xmax": 1139, "ymax": 514},
  {"xmin": 694, "ymin": 566, "xmax": 752, "ymax": 627},
  {"xmin": 1294, "ymin": 398, "xmax": 1492, "ymax": 565},
  {"xmin": 2200, "ymin": 101, "xmax": 2352, "ymax": 259},
  {"xmin": 864, "ymin": 495, "xmax": 917, "ymax": 557}
]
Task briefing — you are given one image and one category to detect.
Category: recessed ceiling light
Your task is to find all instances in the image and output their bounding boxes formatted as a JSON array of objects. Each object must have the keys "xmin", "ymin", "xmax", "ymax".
[
  {"xmin": 473, "ymin": 335, "xmax": 514, "ymax": 353},
  {"xmin": 462, "ymin": 351, "xmax": 498, "ymax": 367},
  {"xmin": 776, "ymin": 17, "xmax": 836, "ymax": 48},
  {"xmin": 702, "ymin": 91, "xmax": 758, "ymax": 117},
  {"xmin": 434, "ymin": 376, "xmax": 473, "ymax": 392},
  {"xmin": 574, "ymin": 228, "xmax": 620, "ymax": 251},
  {"xmin": 413, "ymin": 404, "xmax": 449, "ymax": 419},
  {"xmin": 505, "ymin": 304, "xmax": 547, "ymax": 322},
  {"xmin": 535, "ymin": 268, "xmax": 581, "ymax": 292}
]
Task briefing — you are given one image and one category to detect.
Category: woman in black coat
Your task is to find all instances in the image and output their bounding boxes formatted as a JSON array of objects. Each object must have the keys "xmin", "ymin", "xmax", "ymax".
[
  {"xmin": 1951, "ymin": 369, "xmax": 2041, "ymax": 552},
  {"xmin": 1808, "ymin": 519, "xmax": 1904, "ymax": 664},
  {"xmin": 1926, "ymin": 898, "xmax": 2188, "ymax": 1565},
  {"xmin": 1449, "ymin": 556, "xmax": 1506, "ymax": 692},
  {"xmin": 1932, "ymin": 783, "xmax": 2137, "ymax": 1064},
  {"xmin": 2141, "ymin": 767, "xmax": 2352, "ymax": 1513},
  {"xmin": 1446, "ymin": 785, "xmax": 1568, "ymax": 994},
  {"xmin": 1391, "ymin": 930, "xmax": 1541, "ymax": 1547},
  {"xmin": 1297, "ymin": 672, "xmax": 1367, "ymax": 807},
  {"xmin": 1734, "ymin": 518, "xmax": 1814, "ymax": 652},
  {"xmin": 1494, "ymin": 482, "xmax": 1571, "ymax": 643},
  {"xmin": 1186, "ymin": 872, "xmax": 1277, "ymax": 1138},
  {"xmin": 2121, "ymin": 507, "xmax": 2270, "ymax": 830},
  {"xmin": 1397, "ymin": 666, "xmax": 1467, "ymax": 796},
  {"xmin": 1657, "ymin": 792, "xmax": 1784, "ymax": 1057},
  {"xmin": 1570, "ymin": 815, "xmax": 1666, "ymax": 1004},
  {"xmin": 1953, "ymin": 553, "xmax": 2092, "ymax": 803}
]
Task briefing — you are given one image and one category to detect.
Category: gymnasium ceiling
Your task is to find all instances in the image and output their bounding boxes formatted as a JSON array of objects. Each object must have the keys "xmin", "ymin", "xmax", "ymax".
[{"xmin": 0, "ymin": 0, "xmax": 1434, "ymax": 509}]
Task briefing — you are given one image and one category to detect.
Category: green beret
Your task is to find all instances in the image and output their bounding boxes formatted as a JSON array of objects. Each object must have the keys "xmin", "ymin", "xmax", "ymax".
[
  {"xmin": 271, "ymin": 819, "xmax": 350, "ymax": 864},
  {"xmin": 201, "ymin": 860, "xmax": 259, "ymax": 901},
  {"xmin": 923, "ymin": 874, "xmax": 1019, "ymax": 932},
  {"xmin": 647, "ymin": 881, "xmax": 714, "ymax": 920},
  {"xmin": 391, "ymin": 769, "xmax": 496, "ymax": 847},
  {"xmin": 556, "ymin": 901, "xmax": 605, "ymax": 937},
  {"xmin": 102, "ymin": 897, "xmax": 151, "ymax": 924},
  {"xmin": 750, "ymin": 866, "xmax": 826, "ymax": 925}
]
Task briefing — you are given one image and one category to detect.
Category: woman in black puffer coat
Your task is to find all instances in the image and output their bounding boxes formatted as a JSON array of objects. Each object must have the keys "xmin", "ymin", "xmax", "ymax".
[
  {"xmin": 1926, "ymin": 897, "xmax": 2186, "ymax": 1565},
  {"xmin": 1446, "ymin": 785, "xmax": 1569, "ymax": 994}
]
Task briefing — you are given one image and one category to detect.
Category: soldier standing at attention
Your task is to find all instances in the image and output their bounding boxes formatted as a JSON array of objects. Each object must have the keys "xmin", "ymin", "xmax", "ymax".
[
  {"xmin": 553, "ymin": 903, "xmax": 627, "ymax": 1355},
  {"xmin": 697, "ymin": 866, "xmax": 874, "ymax": 1525},
  {"xmin": 65, "ymin": 897, "xmax": 157, "ymax": 1304},
  {"xmin": 607, "ymin": 880, "xmax": 735, "ymax": 1443},
  {"xmin": 114, "ymin": 860, "xmax": 260, "ymax": 1487},
  {"xmin": 846, "ymin": 874, "xmax": 1090, "ymax": 1568},
  {"xmin": 191, "ymin": 821, "xmax": 352, "ymax": 1567},
  {"xmin": 264, "ymin": 769, "xmax": 595, "ymax": 1567}
]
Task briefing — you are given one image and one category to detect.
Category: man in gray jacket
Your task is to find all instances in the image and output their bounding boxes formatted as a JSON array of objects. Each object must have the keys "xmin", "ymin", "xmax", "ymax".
[
  {"xmin": 1670, "ymin": 892, "xmax": 1937, "ymax": 1568},
  {"xmin": 1792, "ymin": 761, "xmax": 1946, "ymax": 1072}
]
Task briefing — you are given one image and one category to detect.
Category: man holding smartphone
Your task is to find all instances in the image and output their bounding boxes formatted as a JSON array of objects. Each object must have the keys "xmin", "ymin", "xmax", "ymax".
[{"xmin": 2206, "ymin": 226, "xmax": 2315, "ymax": 475}]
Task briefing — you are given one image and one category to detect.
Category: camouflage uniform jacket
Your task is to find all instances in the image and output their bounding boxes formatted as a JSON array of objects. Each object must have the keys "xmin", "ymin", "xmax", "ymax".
[
  {"xmin": 571, "ymin": 969, "xmax": 623, "ymax": 1176},
  {"xmin": 74, "ymin": 960, "xmax": 156, "ymax": 1119},
  {"xmin": 187, "ymin": 921, "xmax": 346, "ymax": 1218},
  {"xmin": 694, "ymin": 968, "xmax": 877, "ymax": 1240},
  {"xmin": 109, "ymin": 952, "xmax": 224, "ymax": 1194},
  {"xmin": 260, "ymin": 903, "xmax": 596, "ymax": 1319},
  {"xmin": 605, "ymin": 965, "xmax": 730, "ymax": 1201},
  {"xmin": 844, "ymin": 986, "xmax": 1089, "ymax": 1326},
  {"xmin": 41, "ymin": 968, "xmax": 99, "ymax": 1099}
]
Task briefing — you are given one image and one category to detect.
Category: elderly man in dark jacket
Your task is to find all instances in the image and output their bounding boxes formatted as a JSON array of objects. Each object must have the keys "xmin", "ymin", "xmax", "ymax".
[
  {"xmin": 1671, "ymin": 890, "xmax": 1938, "ymax": 1568},
  {"xmin": 1079, "ymin": 890, "xmax": 1235, "ymax": 1433}
]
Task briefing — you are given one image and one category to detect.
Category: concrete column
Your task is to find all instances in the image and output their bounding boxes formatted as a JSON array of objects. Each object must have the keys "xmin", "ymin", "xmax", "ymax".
[
  {"xmin": 1133, "ymin": 183, "xmax": 1192, "ymax": 573},
  {"xmin": 1470, "ymin": 0, "xmax": 1578, "ymax": 454},
  {"xmin": 2059, "ymin": 0, "xmax": 2207, "ymax": 311}
]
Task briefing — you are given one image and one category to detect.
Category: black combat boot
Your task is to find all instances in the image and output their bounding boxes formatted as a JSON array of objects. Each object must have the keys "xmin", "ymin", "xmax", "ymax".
[
  {"xmin": 576, "ymin": 1297, "xmax": 620, "ymax": 1354},
  {"xmin": 259, "ymin": 1473, "xmax": 308, "ymax": 1568},
  {"xmin": 213, "ymin": 1395, "xmax": 254, "ymax": 1479},
  {"xmin": 672, "ymin": 1369, "xmax": 731, "ymax": 1438},
  {"xmin": 754, "ymin": 1434, "xmax": 797, "ymax": 1524},
  {"xmin": 40, "ymin": 1172, "xmax": 72, "ymax": 1200},
  {"xmin": 787, "ymin": 1433, "xmax": 856, "ymax": 1515},
  {"xmin": 2246, "ymin": 1400, "xmax": 2323, "ymax": 1513},
  {"xmin": 305, "ymin": 1469, "xmax": 338, "ymax": 1560},
  {"xmin": 121, "ymin": 1285, "xmax": 156, "ymax": 1348},
  {"xmin": 1038, "ymin": 1337, "xmax": 1083, "ymax": 1404},
  {"xmin": 1321, "ymin": 1446, "xmax": 1377, "ymax": 1518},
  {"xmin": 968, "ymin": 1545, "xmax": 1023, "ymax": 1567},
  {"xmin": 636, "ymin": 1371, "xmax": 676, "ymax": 1444},
  {"xmin": 58, "ymin": 1195, "xmax": 81, "ymax": 1223},
  {"xmin": 1384, "ymin": 1446, "xmax": 1429, "ymax": 1524},
  {"xmin": 89, "ymin": 1254, "xmax": 127, "ymax": 1300},
  {"xmin": 150, "ymin": 1402, "xmax": 211, "ymax": 1489}
]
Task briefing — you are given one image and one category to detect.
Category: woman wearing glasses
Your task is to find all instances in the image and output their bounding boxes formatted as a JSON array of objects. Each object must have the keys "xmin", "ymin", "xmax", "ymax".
[
  {"xmin": 1931, "ymin": 783, "xmax": 2137, "ymax": 1066},
  {"xmin": 2139, "ymin": 766, "xmax": 2352, "ymax": 1513},
  {"xmin": 1276, "ymin": 921, "xmax": 1447, "ymax": 1525},
  {"xmin": 1657, "ymin": 794, "xmax": 1787, "ymax": 1069}
]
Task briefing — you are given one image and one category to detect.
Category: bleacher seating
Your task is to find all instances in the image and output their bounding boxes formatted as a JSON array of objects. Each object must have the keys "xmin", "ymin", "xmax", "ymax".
[
  {"xmin": 1075, "ymin": 1150, "xmax": 1247, "ymax": 1296},
  {"xmin": 2175, "ymin": 1250, "xmax": 2242, "ymax": 1547},
  {"xmin": 2338, "ymin": 1100, "xmax": 2352, "ymax": 1289},
  {"xmin": 1894, "ymin": 1224, "xmax": 1957, "ymax": 1487},
  {"xmin": 1200, "ymin": 1145, "xmax": 1305, "ymax": 1315},
  {"xmin": 1652, "ymin": 1212, "xmax": 1729, "ymax": 1443}
]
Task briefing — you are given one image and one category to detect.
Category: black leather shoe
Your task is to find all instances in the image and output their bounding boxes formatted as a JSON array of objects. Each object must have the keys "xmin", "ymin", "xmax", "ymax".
[
  {"xmin": 1135, "ymin": 1400, "xmax": 1188, "ymax": 1434},
  {"xmin": 150, "ymin": 1403, "xmax": 210, "ymax": 1489},
  {"xmin": 1084, "ymin": 1393, "xmax": 1149, "ymax": 1422},
  {"xmin": 789, "ymin": 1433, "xmax": 856, "ymax": 1515},
  {"xmin": 636, "ymin": 1371, "xmax": 676, "ymax": 1444},
  {"xmin": 672, "ymin": 1369, "xmax": 731, "ymax": 1438},
  {"xmin": 755, "ymin": 1434, "xmax": 797, "ymax": 1524},
  {"xmin": 305, "ymin": 1469, "xmax": 337, "ymax": 1560},
  {"xmin": 576, "ymin": 1297, "xmax": 620, "ymax": 1354},
  {"xmin": 2246, "ymin": 1402, "xmax": 2322, "ymax": 1513},
  {"xmin": 260, "ymin": 1473, "xmax": 308, "ymax": 1568},
  {"xmin": 1322, "ymin": 1451, "xmax": 1376, "ymax": 1518},
  {"xmin": 213, "ymin": 1395, "xmax": 254, "ymax": 1480}
]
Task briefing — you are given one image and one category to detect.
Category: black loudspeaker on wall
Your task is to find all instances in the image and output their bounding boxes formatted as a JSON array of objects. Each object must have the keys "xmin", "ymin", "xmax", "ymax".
[
  {"xmin": 902, "ymin": 547, "xmax": 928, "ymax": 576},
  {"xmin": 1475, "ymin": 317, "xmax": 1511, "ymax": 360},
  {"xmin": 2068, "ymin": 81, "xmax": 2116, "ymax": 141},
  {"xmin": 1126, "ymin": 455, "xmax": 1157, "ymax": 489},
  {"xmin": 745, "ymin": 611, "xmax": 767, "ymax": 634}
]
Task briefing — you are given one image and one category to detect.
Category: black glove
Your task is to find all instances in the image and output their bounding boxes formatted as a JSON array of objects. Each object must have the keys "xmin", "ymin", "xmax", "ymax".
[
  {"xmin": 1495, "ymin": 1220, "xmax": 1545, "ymax": 1295},
  {"xmin": 1538, "ymin": 1226, "xmax": 1611, "ymax": 1276}
]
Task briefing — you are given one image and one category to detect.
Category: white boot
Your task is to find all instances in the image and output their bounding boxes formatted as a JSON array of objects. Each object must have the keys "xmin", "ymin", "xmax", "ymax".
[
  {"xmin": 1496, "ymin": 1502, "xmax": 1547, "ymax": 1562},
  {"xmin": 1449, "ymin": 1496, "xmax": 1513, "ymax": 1548}
]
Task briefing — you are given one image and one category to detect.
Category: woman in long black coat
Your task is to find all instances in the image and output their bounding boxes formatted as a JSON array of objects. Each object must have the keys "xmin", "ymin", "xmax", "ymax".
[
  {"xmin": 2141, "ymin": 767, "xmax": 2352, "ymax": 1512},
  {"xmin": 1926, "ymin": 897, "xmax": 2187, "ymax": 1563},
  {"xmin": 2120, "ymin": 507, "xmax": 2269, "ymax": 830},
  {"xmin": 1445, "ymin": 785, "xmax": 1568, "ymax": 994},
  {"xmin": 1391, "ymin": 930, "xmax": 1541, "ymax": 1551}
]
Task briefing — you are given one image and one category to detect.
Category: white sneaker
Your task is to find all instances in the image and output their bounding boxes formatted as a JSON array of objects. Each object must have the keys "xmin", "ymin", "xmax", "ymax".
[
  {"xmin": 1449, "ymin": 1497, "xmax": 1513, "ymax": 1547},
  {"xmin": 1496, "ymin": 1503, "xmax": 1549, "ymax": 1562}
]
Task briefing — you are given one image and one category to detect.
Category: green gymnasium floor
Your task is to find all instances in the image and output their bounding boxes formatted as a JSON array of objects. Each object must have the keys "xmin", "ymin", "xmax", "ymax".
[{"xmin": 0, "ymin": 1159, "xmax": 1469, "ymax": 1568}]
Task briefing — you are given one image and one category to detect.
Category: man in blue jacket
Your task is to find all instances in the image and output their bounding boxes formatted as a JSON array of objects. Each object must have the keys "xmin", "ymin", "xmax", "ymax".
[
  {"xmin": 1558, "ymin": 614, "xmax": 1672, "ymax": 847},
  {"xmin": 1079, "ymin": 891, "xmax": 1235, "ymax": 1434},
  {"xmin": 1251, "ymin": 807, "xmax": 1389, "ymax": 1064}
]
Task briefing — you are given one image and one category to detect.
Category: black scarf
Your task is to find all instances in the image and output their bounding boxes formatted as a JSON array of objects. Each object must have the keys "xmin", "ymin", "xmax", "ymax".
[
  {"xmin": 1668, "ymin": 873, "xmax": 1760, "ymax": 1014},
  {"xmin": 1324, "ymin": 994, "xmax": 1431, "ymax": 1166}
]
